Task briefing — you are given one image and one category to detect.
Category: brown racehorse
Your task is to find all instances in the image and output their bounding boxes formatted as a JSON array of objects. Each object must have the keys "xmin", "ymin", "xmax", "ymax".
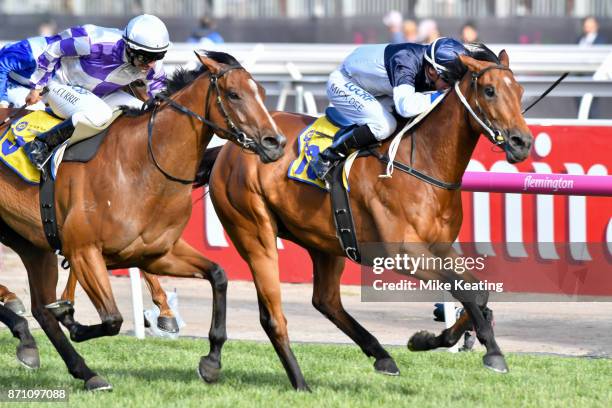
[
  {"xmin": 207, "ymin": 48, "xmax": 532, "ymax": 390},
  {"xmin": 0, "ymin": 50, "xmax": 285, "ymax": 391}
]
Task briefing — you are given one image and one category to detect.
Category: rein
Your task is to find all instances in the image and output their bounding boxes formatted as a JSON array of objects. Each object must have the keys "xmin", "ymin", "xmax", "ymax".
[
  {"xmin": 147, "ymin": 66, "xmax": 257, "ymax": 184},
  {"xmin": 373, "ymin": 64, "xmax": 512, "ymax": 190}
]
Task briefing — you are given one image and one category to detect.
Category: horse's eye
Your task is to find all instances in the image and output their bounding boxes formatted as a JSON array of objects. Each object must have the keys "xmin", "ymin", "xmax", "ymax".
[
  {"xmin": 484, "ymin": 86, "xmax": 496, "ymax": 98},
  {"xmin": 227, "ymin": 91, "xmax": 240, "ymax": 101}
]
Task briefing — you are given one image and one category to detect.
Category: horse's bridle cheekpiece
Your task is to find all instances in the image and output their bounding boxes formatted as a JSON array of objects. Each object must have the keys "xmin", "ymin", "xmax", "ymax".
[
  {"xmin": 454, "ymin": 64, "xmax": 512, "ymax": 146},
  {"xmin": 372, "ymin": 64, "xmax": 513, "ymax": 191},
  {"xmin": 147, "ymin": 65, "xmax": 256, "ymax": 184}
]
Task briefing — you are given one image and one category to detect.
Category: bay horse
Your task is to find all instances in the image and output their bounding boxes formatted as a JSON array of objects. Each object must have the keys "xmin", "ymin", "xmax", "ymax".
[
  {"xmin": 0, "ymin": 50, "xmax": 285, "ymax": 390},
  {"xmin": 207, "ymin": 47, "xmax": 532, "ymax": 390}
]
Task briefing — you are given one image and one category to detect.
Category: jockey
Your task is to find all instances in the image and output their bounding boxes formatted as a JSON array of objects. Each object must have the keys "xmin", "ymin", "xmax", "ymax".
[
  {"xmin": 311, "ymin": 37, "xmax": 469, "ymax": 179},
  {"xmin": 17, "ymin": 14, "xmax": 170, "ymax": 169},
  {"xmin": 0, "ymin": 37, "xmax": 47, "ymax": 110}
]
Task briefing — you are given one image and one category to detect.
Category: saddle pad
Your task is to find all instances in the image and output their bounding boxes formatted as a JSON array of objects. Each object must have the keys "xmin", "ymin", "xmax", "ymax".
[
  {"xmin": 0, "ymin": 110, "xmax": 62, "ymax": 184},
  {"xmin": 287, "ymin": 115, "xmax": 350, "ymax": 191},
  {"xmin": 0, "ymin": 108, "xmax": 121, "ymax": 184}
]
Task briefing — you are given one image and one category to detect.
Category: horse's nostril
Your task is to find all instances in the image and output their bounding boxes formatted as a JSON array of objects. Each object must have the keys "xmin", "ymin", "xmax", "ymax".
[
  {"xmin": 262, "ymin": 135, "xmax": 285, "ymax": 150},
  {"xmin": 510, "ymin": 135, "xmax": 525, "ymax": 148},
  {"xmin": 262, "ymin": 135, "xmax": 281, "ymax": 150}
]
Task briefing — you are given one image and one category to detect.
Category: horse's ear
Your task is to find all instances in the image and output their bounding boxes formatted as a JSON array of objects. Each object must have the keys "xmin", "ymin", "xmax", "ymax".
[
  {"xmin": 498, "ymin": 49, "xmax": 509, "ymax": 67},
  {"xmin": 195, "ymin": 50, "xmax": 223, "ymax": 75},
  {"xmin": 458, "ymin": 54, "xmax": 486, "ymax": 73}
]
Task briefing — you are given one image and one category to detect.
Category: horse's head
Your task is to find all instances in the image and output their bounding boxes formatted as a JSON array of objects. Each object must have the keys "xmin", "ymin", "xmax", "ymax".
[
  {"xmin": 458, "ymin": 49, "xmax": 532, "ymax": 163},
  {"xmin": 196, "ymin": 51, "xmax": 286, "ymax": 163}
]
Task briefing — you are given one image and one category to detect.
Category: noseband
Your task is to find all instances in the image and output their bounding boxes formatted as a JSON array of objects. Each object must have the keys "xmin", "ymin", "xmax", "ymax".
[
  {"xmin": 147, "ymin": 66, "xmax": 257, "ymax": 184},
  {"xmin": 454, "ymin": 64, "xmax": 512, "ymax": 146}
]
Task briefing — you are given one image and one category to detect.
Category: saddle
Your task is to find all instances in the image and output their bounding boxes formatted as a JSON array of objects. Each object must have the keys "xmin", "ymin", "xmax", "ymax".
[
  {"xmin": 0, "ymin": 109, "xmax": 122, "ymax": 253},
  {"xmin": 287, "ymin": 107, "xmax": 362, "ymax": 262}
]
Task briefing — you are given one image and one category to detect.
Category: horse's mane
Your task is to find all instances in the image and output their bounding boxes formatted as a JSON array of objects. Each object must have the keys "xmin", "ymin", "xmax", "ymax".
[
  {"xmin": 464, "ymin": 42, "xmax": 500, "ymax": 64},
  {"xmin": 121, "ymin": 50, "xmax": 242, "ymax": 117}
]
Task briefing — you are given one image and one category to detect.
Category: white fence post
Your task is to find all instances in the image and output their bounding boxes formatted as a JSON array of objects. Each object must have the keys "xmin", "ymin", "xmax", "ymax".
[{"xmin": 129, "ymin": 268, "xmax": 145, "ymax": 339}]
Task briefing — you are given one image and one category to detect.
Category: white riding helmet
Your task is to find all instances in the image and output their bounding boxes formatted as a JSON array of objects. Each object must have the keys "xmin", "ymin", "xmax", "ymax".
[{"xmin": 124, "ymin": 14, "xmax": 170, "ymax": 52}]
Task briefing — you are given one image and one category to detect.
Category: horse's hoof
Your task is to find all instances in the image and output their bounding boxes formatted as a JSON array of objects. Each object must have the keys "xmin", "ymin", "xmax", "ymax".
[
  {"xmin": 157, "ymin": 316, "xmax": 179, "ymax": 333},
  {"xmin": 483, "ymin": 354, "xmax": 509, "ymax": 374},
  {"xmin": 16, "ymin": 345, "xmax": 40, "ymax": 370},
  {"xmin": 5, "ymin": 299, "xmax": 26, "ymax": 316},
  {"xmin": 296, "ymin": 384, "xmax": 312, "ymax": 392},
  {"xmin": 374, "ymin": 357, "xmax": 400, "ymax": 376},
  {"xmin": 84, "ymin": 376, "xmax": 113, "ymax": 392},
  {"xmin": 407, "ymin": 330, "xmax": 437, "ymax": 351},
  {"xmin": 198, "ymin": 356, "xmax": 221, "ymax": 383}
]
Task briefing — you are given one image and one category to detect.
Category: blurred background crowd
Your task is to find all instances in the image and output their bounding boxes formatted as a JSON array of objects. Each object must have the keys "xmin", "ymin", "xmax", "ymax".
[
  {"xmin": 0, "ymin": 0, "xmax": 610, "ymax": 119},
  {"xmin": 0, "ymin": 0, "xmax": 609, "ymax": 45}
]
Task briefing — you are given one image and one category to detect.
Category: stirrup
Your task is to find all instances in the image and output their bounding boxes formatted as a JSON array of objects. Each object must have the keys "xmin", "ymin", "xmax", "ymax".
[{"xmin": 311, "ymin": 156, "xmax": 336, "ymax": 180}]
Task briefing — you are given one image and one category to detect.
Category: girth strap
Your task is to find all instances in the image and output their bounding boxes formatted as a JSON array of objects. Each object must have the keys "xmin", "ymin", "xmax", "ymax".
[
  {"xmin": 329, "ymin": 164, "xmax": 361, "ymax": 263},
  {"xmin": 39, "ymin": 161, "xmax": 62, "ymax": 253}
]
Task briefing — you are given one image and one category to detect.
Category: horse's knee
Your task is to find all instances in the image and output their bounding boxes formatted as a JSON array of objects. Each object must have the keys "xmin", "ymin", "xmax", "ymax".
[
  {"xmin": 312, "ymin": 296, "xmax": 331, "ymax": 317},
  {"xmin": 102, "ymin": 315, "xmax": 123, "ymax": 336},
  {"xmin": 312, "ymin": 293, "xmax": 340, "ymax": 319}
]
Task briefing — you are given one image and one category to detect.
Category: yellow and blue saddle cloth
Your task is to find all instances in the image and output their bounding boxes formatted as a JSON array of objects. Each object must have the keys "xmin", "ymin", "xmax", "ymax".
[
  {"xmin": 0, "ymin": 110, "xmax": 61, "ymax": 184},
  {"xmin": 288, "ymin": 107, "xmax": 353, "ymax": 190}
]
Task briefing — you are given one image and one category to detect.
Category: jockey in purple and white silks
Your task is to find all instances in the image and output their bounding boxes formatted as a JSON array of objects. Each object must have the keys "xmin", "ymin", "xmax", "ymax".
[
  {"xmin": 311, "ymin": 37, "xmax": 470, "ymax": 180},
  {"xmin": 20, "ymin": 14, "xmax": 170, "ymax": 169}
]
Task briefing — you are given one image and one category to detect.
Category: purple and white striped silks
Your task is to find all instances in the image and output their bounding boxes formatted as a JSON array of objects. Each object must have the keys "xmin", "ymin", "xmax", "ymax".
[{"xmin": 29, "ymin": 24, "xmax": 166, "ymax": 98}]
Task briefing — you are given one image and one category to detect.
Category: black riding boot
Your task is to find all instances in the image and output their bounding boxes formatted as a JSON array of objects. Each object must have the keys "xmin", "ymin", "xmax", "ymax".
[
  {"xmin": 310, "ymin": 124, "xmax": 378, "ymax": 180},
  {"xmin": 22, "ymin": 119, "xmax": 75, "ymax": 170}
]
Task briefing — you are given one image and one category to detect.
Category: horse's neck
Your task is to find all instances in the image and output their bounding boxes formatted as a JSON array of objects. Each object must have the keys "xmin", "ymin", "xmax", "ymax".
[
  {"xmin": 402, "ymin": 82, "xmax": 478, "ymax": 185},
  {"xmin": 144, "ymin": 83, "xmax": 213, "ymax": 183}
]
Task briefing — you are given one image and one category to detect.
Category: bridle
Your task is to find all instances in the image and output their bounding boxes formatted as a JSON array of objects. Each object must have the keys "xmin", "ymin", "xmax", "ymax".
[
  {"xmin": 147, "ymin": 66, "xmax": 258, "ymax": 184},
  {"xmin": 454, "ymin": 64, "xmax": 513, "ymax": 146},
  {"xmin": 371, "ymin": 64, "xmax": 514, "ymax": 190}
]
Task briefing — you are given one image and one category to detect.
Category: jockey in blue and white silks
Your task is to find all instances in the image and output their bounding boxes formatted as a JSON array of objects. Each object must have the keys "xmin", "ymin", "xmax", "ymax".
[
  {"xmin": 16, "ymin": 14, "xmax": 170, "ymax": 169},
  {"xmin": 311, "ymin": 37, "xmax": 469, "ymax": 180},
  {"xmin": 0, "ymin": 37, "xmax": 47, "ymax": 110}
]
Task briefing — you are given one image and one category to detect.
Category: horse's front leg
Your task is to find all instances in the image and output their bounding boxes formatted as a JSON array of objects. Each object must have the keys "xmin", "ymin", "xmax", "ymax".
[
  {"xmin": 407, "ymin": 243, "xmax": 508, "ymax": 373},
  {"xmin": 58, "ymin": 267, "xmax": 178, "ymax": 333},
  {"xmin": 49, "ymin": 246, "xmax": 123, "ymax": 342},
  {"xmin": 142, "ymin": 271, "xmax": 179, "ymax": 333},
  {"xmin": 141, "ymin": 238, "xmax": 227, "ymax": 384}
]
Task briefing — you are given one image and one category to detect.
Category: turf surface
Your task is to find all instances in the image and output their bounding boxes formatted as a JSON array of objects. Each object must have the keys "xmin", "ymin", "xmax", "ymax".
[{"xmin": 0, "ymin": 331, "xmax": 610, "ymax": 407}]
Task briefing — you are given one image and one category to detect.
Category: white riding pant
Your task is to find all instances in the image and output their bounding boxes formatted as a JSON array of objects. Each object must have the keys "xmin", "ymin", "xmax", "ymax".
[
  {"xmin": 326, "ymin": 69, "xmax": 397, "ymax": 141},
  {"xmin": 44, "ymin": 81, "xmax": 143, "ymax": 127}
]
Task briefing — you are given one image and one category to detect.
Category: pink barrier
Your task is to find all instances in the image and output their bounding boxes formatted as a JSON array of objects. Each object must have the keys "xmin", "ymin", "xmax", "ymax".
[{"xmin": 461, "ymin": 172, "xmax": 612, "ymax": 196}]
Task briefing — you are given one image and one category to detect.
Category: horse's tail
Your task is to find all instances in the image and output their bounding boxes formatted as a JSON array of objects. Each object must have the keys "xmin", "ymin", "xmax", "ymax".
[{"xmin": 193, "ymin": 146, "xmax": 223, "ymax": 188}]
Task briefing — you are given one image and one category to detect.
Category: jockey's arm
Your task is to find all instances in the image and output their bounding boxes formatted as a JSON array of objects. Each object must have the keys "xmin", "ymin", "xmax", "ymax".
[
  {"xmin": 0, "ymin": 41, "xmax": 37, "ymax": 107},
  {"xmin": 393, "ymin": 84, "xmax": 443, "ymax": 118},
  {"xmin": 145, "ymin": 61, "xmax": 167, "ymax": 98},
  {"xmin": 29, "ymin": 26, "xmax": 92, "ymax": 91}
]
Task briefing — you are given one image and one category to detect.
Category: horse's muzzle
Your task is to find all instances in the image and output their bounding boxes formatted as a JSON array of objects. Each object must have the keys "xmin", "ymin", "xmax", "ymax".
[
  {"xmin": 504, "ymin": 129, "xmax": 532, "ymax": 163},
  {"xmin": 259, "ymin": 133, "xmax": 286, "ymax": 163}
]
